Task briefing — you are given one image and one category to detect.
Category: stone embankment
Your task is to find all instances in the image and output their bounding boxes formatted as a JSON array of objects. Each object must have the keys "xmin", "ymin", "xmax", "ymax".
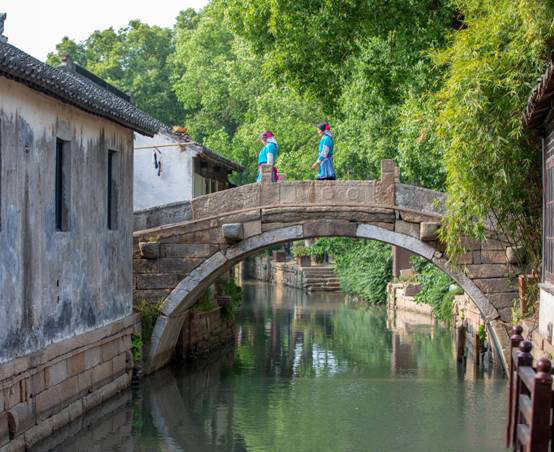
[
  {"xmin": 0, "ymin": 315, "xmax": 139, "ymax": 452},
  {"xmin": 387, "ymin": 281, "xmax": 433, "ymax": 317},
  {"xmin": 176, "ymin": 306, "xmax": 235, "ymax": 361},
  {"xmin": 388, "ymin": 280, "xmax": 505, "ymax": 369},
  {"xmin": 243, "ymin": 254, "xmax": 340, "ymax": 292}
]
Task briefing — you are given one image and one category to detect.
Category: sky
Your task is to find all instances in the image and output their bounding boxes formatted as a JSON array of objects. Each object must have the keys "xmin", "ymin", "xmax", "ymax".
[{"xmin": 2, "ymin": 0, "xmax": 210, "ymax": 61}]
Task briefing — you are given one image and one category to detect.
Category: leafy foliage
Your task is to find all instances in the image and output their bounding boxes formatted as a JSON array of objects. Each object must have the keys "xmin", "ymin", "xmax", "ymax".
[
  {"xmin": 411, "ymin": 257, "xmax": 460, "ymax": 321},
  {"xmin": 431, "ymin": 0, "xmax": 554, "ymax": 269},
  {"xmin": 47, "ymin": 20, "xmax": 185, "ymax": 125},
  {"xmin": 332, "ymin": 239, "xmax": 392, "ymax": 304},
  {"xmin": 134, "ymin": 298, "xmax": 163, "ymax": 343}
]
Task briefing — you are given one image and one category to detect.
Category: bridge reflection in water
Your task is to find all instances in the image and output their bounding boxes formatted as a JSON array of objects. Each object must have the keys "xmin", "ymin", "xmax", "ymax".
[{"xmin": 33, "ymin": 281, "xmax": 506, "ymax": 452}]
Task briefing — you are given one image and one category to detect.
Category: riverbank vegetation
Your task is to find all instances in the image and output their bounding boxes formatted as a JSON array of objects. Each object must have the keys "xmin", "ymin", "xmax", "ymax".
[{"xmin": 48, "ymin": 1, "xmax": 554, "ymax": 315}]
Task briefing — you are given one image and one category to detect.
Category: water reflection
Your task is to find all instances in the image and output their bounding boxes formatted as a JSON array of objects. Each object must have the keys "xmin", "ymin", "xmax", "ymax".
[{"xmin": 33, "ymin": 280, "xmax": 507, "ymax": 452}]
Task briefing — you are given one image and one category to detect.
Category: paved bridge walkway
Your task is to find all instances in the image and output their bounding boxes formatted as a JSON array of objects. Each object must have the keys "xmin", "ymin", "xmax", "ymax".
[{"xmin": 133, "ymin": 161, "xmax": 517, "ymax": 373}]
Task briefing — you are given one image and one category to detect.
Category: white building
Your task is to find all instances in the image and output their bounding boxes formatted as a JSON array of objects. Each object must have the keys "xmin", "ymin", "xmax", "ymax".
[{"xmin": 133, "ymin": 127, "xmax": 243, "ymax": 211}]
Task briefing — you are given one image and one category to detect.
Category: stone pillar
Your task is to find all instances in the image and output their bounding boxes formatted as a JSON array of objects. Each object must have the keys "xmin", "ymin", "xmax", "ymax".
[
  {"xmin": 260, "ymin": 164, "xmax": 274, "ymax": 184},
  {"xmin": 376, "ymin": 159, "xmax": 396, "ymax": 205},
  {"xmin": 392, "ymin": 246, "xmax": 414, "ymax": 278}
]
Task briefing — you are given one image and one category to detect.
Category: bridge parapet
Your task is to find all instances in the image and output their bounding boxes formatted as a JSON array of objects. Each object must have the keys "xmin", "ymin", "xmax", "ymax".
[{"xmin": 189, "ymin": 159, "xmax": 400, "ymax": 222}]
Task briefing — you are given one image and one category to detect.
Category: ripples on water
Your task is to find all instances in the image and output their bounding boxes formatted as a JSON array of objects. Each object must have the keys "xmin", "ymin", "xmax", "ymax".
[{"xmin": 33, "ymin": 280, "xmax": 507, "ymax": 452}]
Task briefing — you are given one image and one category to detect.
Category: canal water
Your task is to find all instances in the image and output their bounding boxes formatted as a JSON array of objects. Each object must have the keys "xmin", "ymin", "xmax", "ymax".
[{"xmin": 34, "ymin": 280, "xmax": 507, "ymax": 452}]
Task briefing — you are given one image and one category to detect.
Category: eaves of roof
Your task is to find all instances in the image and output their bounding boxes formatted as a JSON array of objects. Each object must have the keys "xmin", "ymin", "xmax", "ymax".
[
  {"xmin": 523, "ymin": 62, "xmax": 554, "ymax": 132},
  {"xmin": 0, "ymin": 41, "xmax": 161, "ymax": 136}
]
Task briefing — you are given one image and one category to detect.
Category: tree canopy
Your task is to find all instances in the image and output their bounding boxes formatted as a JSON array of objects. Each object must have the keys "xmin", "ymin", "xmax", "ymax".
[{"xmin": 47, "ymin": 0, "xmax": 554, "ymax": 295}]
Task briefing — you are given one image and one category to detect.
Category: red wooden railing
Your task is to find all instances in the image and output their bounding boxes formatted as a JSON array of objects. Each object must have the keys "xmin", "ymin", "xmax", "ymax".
[{"xmin": 506, "ymin": 325, "xmax": 553, "ymax": 451}]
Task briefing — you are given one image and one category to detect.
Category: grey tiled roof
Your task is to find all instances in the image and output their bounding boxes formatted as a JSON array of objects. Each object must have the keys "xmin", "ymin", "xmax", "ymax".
[
  {"xmin": 194, "ymin": 143, "xmax": 244, "ymax": 172},
  {"xmin": 0, "ymin": 41, "xmax": 160, "ymax": 136},
  {"xmin": 523, "ymin": 62, "xmax": 554, "ymax": 131}
]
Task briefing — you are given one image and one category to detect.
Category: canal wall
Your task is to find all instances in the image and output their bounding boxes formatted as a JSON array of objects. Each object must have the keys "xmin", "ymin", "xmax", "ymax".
[
  {"xmin": 387, "ymin": 282, "xmax": 504, "ymax": 368},
  {"xmin": 243, "ymin": 255, "xmax": 340, "ymax": 292},
  {"xmin": 387, "ymin": 281, "xmax": 433, "ymax": 316},
  {"xmin": 0, "ymin": 314, "xmax": 139, "ymax": 451},
  {"xmin": 176, "ymin": 306, "xmax": 235, "ymax": 361}
]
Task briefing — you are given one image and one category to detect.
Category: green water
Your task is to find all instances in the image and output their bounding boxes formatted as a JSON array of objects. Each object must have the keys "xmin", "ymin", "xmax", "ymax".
[{"xmin": 35, "ymin": 280, "xmax": 507, "ymax": 452}]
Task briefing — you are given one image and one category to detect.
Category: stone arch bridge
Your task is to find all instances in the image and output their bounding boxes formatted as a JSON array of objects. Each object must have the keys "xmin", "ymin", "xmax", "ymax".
[{"xmin": 134, "ymin": 161, "xmax": 518, "ymax": 373}]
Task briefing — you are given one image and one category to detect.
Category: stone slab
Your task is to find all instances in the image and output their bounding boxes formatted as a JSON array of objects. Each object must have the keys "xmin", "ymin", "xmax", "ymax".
[
  {"xmin": 136, "ymin": 273, "xmax": 186, "ymax": 290},
  {"xmin": 479, "ymin": 250, "xmax": 508, "ymax": 264},
  {"xmin": 466, "ymin": 264, "xmax": 510, "ymax": 279},
  {"xmin": 303, "ymin": 220, "xmax": 357, "ymax": 238},
  {"xmin": 158, "ymin": 258, "xmax": 203, "ymax": 274},
  {"xmin": 473, "ymin": 278, "xmax": 516, "ymax": 293},
  {"xmin": 192, "ymin": 184, "xmax": 260, "ymax": 220},
  {"xmin": 243, "ymin": 221, "xmax": 262, "ymax": 239},
  {"xmin": 159, "ymin": 244, "xmax": 217, "ymax": 258},
  {"xmin": 45, "ymin": 360, "xmax": 67, "ymax": 387},
  {"xmin": 487, "ymin": 292, "xmax": 518, "ymax": 309},
  {"xmin": 356, "ymin": 224, "xmax": 435, "ymax": 261},
  {"xmin": 395, "ymin": 220, "xmax": 420, "ymax": 238},
  {"xmin": 395, "ymin": 184, "xmax": 446, "ymax": 215},
  {"xmin": 133, "ymin": 259, "xmax": 159, "ymax": 273},
  {"xmin": 262, "ymin": 207, "xmax": 394, "ymax": 224}
]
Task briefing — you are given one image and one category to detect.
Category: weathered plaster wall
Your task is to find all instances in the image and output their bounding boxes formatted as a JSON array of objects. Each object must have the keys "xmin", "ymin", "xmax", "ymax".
[
  {"xmin": 133, "ymin": 131, "xmax": 197, "ymax": 210},
  {"xmin": 0, "ymin": 77, "xmax": 134, "ymax": 363}
]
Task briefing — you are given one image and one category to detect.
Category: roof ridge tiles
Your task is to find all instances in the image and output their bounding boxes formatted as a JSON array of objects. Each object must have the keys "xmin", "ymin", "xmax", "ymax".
[{"xmin": 0, "ymin": 40, "xmax": 161, "ymax": 136}]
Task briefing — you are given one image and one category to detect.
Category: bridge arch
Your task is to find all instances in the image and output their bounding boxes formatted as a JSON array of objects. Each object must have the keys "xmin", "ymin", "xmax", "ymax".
[
  {"xmin": 142, "ymin": 222, "xmax": 508, "ymax": 374},
  {"xmin": 134, "ymin": 162, "xmax": 515, "ymax": 374}
]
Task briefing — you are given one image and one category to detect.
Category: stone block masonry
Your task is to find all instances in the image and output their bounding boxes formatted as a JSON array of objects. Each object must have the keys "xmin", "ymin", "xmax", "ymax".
[
  {"xmin": 243, "ymin": 255, "xmax": 341, "ymax": 292},
  {"xmin": 133, "ymin": 161, "xmax": 519, "ymax": 374},
  {"xmin": 0, "ymin": 314, "xmax": 139, "ymax": 451},
  {"xmin": 176, "ymin": 307, "xmax": 235, "ymax": 360}
]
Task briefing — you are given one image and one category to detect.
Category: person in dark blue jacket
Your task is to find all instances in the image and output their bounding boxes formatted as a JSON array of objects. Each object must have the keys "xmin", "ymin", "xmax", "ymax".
[{"xmin": 312, "ymin": 122, "xmax": 336, "ymax": 180}]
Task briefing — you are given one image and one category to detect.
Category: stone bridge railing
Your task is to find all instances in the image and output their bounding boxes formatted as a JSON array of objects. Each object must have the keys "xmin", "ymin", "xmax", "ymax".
[{"xmin": 133, "ymin": 161, "xmax": 517, "ymax": 373}]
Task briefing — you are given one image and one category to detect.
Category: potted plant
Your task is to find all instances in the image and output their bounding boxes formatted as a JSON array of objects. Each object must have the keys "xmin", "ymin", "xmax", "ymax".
[{"xmin": 292, "ymin": 245, "xmax": 311, "ymax": 267}]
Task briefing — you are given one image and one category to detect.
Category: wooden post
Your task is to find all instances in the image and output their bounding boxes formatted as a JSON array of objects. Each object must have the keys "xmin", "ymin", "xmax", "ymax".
[
  {"xmin": 456, "ymin": 323, "xmax": 466, "ymax": 362},
  {"xmin": 474, "ymin": 332, "xmax": 480, "ymax": 367},
  {"xmin": 513, "ymin": 340, "xmax": 533, "ymax": 450},
  {"xmin": 529, "ymin": 358, "xmax": 552, "ymax": 451},
  {"xmin": 506, "ymin": 325, "xmax": 523, "ymax": 448}
]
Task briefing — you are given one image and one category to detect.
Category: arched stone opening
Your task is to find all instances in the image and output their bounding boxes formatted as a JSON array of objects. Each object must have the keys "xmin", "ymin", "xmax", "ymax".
[{"xmin": 145, "ymin": 223, "xmax": 509, "ymax": 374}]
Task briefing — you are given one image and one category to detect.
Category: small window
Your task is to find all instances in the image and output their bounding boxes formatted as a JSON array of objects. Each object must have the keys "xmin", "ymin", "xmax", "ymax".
[
  {"xmin": 107, "ymin": 150, "xmax": 119, "ymax": 230},
  {"xmin": 55, "ymin": 139, "xmax": 70, "ymax": 231}
]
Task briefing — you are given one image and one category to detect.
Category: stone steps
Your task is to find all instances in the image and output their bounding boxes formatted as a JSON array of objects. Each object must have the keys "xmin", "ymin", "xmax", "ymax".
[{"xmin": 301, "ymin": 265, "xmax": 341, "ymax": 292}]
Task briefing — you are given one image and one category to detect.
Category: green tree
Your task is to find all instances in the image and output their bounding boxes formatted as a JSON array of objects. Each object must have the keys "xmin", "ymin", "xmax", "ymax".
[
  {"xmin": 430, "ymin": 0, "xmax": 554, "ymax": 270},
  {"xmin": 172, "ymin": 4, "xmax": 325, "ymax": 184},
  {"xmin": 47, "ymin": 20, "xmax": 184, "ymax": 125}
]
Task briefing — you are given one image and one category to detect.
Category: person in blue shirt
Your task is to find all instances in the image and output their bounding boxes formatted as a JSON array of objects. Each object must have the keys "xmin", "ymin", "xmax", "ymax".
[
  {"xmin": 311, "ymin": 122, "xmax": 336, "ymax": 180},
  {"xmin": 257, "ymin": 130, "xmax": 279, "ymax": 182}
]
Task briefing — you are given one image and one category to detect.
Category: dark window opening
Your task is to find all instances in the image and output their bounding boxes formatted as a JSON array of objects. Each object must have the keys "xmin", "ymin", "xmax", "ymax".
[
  {"xmin": 55, "ymin": 139, "xmax": 70, "ymax": 231},
  {"xmin": 107, "ymin": 150, "xmax": 119, "ymax": 230}
]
